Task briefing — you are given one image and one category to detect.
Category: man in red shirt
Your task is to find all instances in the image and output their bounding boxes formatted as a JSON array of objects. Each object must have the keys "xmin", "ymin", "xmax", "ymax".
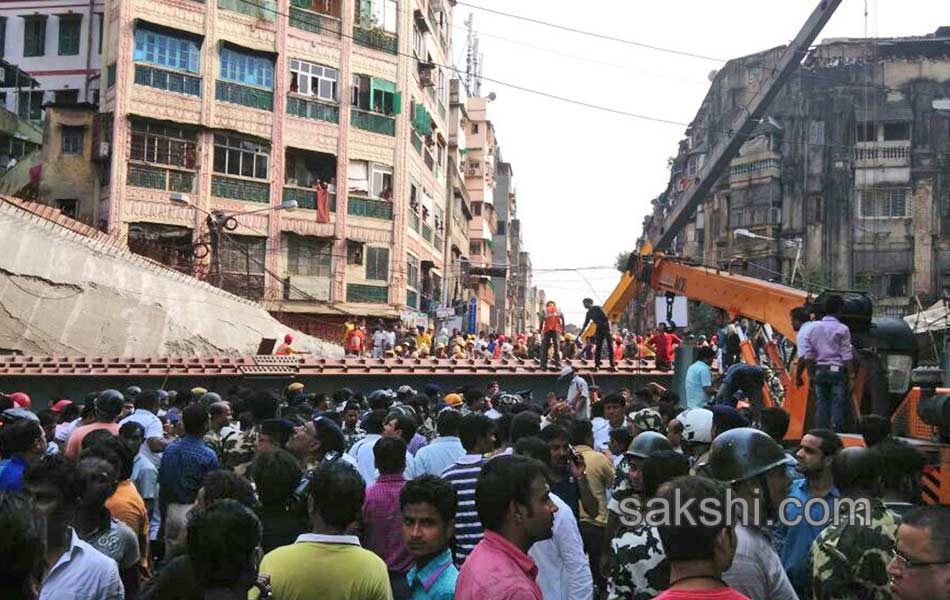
[
  {"xmin": 647, "ymin": 325, "xmax": 682, "ymax": 371},
  {"xmin": 539, "ymin": 301, "xmax": 565, "ymax": 370},
  {"xmin": 362, "ymin": 436, "xmax": 412, "ymax": 598}
]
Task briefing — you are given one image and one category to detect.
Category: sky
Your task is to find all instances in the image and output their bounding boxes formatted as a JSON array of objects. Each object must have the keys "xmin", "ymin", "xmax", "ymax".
[{"xmin": 449, "ymin": 0, "xmax": 950, "ymax": 326}]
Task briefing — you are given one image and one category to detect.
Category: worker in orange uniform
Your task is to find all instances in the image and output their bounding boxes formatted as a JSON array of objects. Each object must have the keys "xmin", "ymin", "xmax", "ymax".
[
  {"xmin": 275, "ymin": 334, "xmax": 299, "ymax": 355},
  {"xmin": 539, "ymin": 300, "xmax": 565, "ymax": 370}
]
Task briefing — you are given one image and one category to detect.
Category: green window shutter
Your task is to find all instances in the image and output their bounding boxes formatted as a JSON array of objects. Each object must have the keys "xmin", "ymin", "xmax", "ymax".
[
  {"xmin": 370, "ymin": 78, "xmax": 396, "ymax": 95},
  {"xmin": 58, "ymin": 17, "xmax": 81, "ymax": 56},
  {"xmin": 392, "ymin": 91, "xmax": 402, "ymax": 115}
]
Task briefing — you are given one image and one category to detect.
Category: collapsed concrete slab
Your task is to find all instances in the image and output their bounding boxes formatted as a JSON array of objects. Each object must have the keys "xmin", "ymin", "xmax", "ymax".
[{"xmin": 0, "ymin": 198, "xmax": 343, "ymax": 358}]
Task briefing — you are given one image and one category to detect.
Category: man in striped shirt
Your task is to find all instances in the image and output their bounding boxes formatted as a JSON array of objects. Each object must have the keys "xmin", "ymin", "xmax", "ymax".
[{"xmin": 441, "ymin": 413, "xmax": 496, "ymax": 566}]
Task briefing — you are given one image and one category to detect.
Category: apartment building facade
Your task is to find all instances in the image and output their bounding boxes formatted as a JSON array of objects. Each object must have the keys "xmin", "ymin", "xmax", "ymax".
[
  {"xmin": 93, "ymin": 0, "xmax": 457, "ymax": 336},
  {"xmin": 634, "ymin": 28, "xmax": 950, "ymax": 331},
  {"xmin": 0, "ymin": 1, "xmax": 104, "ymax": 119},
  {"xmin": 463, "ymin": 95, "xmax": 498, "ymax": 332}
]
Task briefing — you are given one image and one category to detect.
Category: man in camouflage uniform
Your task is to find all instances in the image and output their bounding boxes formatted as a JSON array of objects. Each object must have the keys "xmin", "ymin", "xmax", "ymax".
[
  {"xmin": 812, "ymin": 446, "xmax": 899, "ymax": 600},
  {"xmin": 607, "ymin": 523, "xmax": 669, "ymax": 600},
  {"xmin": 224, "ymin": 390, "xmax": 280, "ymax": 475}
]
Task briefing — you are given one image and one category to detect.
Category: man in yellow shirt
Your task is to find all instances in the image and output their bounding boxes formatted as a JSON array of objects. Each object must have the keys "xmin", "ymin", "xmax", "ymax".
[
  {"xmin": 415, "ymin": 326, "xmax": 432, "ymax": 356},
  {"xmin": 253, "ymin": 462, "xmax": 393, "ymax": 600},
  {"xmin": 569, "ymin": 419, "xmax": 615, "ymax": 596}
]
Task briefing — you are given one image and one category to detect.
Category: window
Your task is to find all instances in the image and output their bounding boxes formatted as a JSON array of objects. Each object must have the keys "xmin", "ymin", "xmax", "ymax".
[
  {"xmin": 355, "ymin": 0, "xmax": 397, "ymax": 33},
  {"xmin": 219, "ymin": 235, "xmax": 266, "ymax": 274},
  {"xmin": 496, "ymin": 220, "xmax": 506, "ymax": 235},
  {"xmin": 437, "ymin": 68, "xmax": 447, "ymax": 103},
  {"xmin": 350, "ymin": 75, "xmax": 396, "ymax": 113},
  {"xmin": 55, "ymin": 89, "xmax": 78, "ymax": 104},
  {"xmin": 61, "ymin": 126, "xmax": 84, "ymax": 155},
  {"xmin": 412, "ymin": 26, "xmax": 424, "ymax": 58},
  {"xmin": 23, "ymin": 16, "xmax": 46, "ymax": 57},
  {"xmin": 856, "ymin": 122, "xmax": 876, "ymax": 142},
  {"xmin": 436, "ymin": 141, "xmax": 445, "ymax": 168},
  {"xmin": 409, "ymin": 181, "xmax": 419, "ymax": 212},
  {"xmin": 807, "ymin": 194, "xmax": 822, "ymax": 224},
  {"xmin": 220, "ymin": 46, "xmax": 274, "ymax": 89},
  {"xmin": 134, "ymin": 26, "xmax": 200, "ymax": 73},
  {"xmin": 58, "ymin": 15, "xmax": 81, "ymax": 56},
  {"xmin": 884, "ymin": 273, "xmax": 909, "ymax": 297},
  {"xmin": 859, "ymin": 188, "xmax": 911, "ymax": 219},
  {"xmin": 17, "ymin": 91, "xmax": 43, "ymax": 121},
  {"xmin": 472, "ymin": 201, "xmax": 482, "ymax": 216},
  {"xmin": 366, "ymin": 246, "xmax": 389, "ymax": 281},
  {"xmin": 347, "ymin": 241, "xmax": 363, "ymax": 265},
  {"xmin": 130, "ymin": 120, "xmax": 198, "ymax": 169},
  {"xmin": 371, "ymin": 164, "xmax": 393, "ymax": 199},
  {"xmin": 288, "ymin": 235, "xmax": 332, "ymax": 277},
  {"xmin": 56, "ymin": 199, "xmax": 78, "ymax": 218},
  {"xmin": 97, "ymin": 13, "xmax": 103, "ymax": 54},
  {"xmin": 407, "ymin": 254, "xmax": 419, "ymax": 289},
  {"xmin": 0, "ymin": 18, "xmax": 6, "ymax": 57},
  {"xmin": 289, "ymin": 59, "xmax": 338, "ymax": 101},
  {"xmin": 883, "ymin": 122, "xmax": 910, "ymax": 141},
  {"xmin": 472, "ymin": 123, "xmax": 479, "ymax": 134},
  {"xmin": 469, "ymin": 240, "xmax": 483, "ymax": 256},
  {"xmin": 213, "ymin": 134, "xmax": 270, "ymax": 180}
]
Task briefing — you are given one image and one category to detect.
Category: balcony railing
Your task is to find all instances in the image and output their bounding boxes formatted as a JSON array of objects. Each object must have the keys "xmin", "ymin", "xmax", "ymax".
[
  {"xmin": 347, "ymin": 283, "xmax": 388, "ymax": 303},
  {"xmin": 216, "ymin": 80, "xmax": 274, "ymax": 111},
  {"xmin": 351, "ymin": 108, "xmax": 396, "ymax": 136},
  {"xmin": 289, "ymin": 5, "xmax": 342, "ymax": 36},
  {"xmin": 286, "ymin": 95, "xmax": 339, "ymax": 124},
  {"xmin": 348, "ymin": 196, "xmax": 393, "ymax": 220},
  {"xmin": 211, "ymin": 174, "xmax": 270, "ymax": 203},
  {"xmin": 729, "ymin": 158, "xmax": 781, "ymax": 178},
  {"xmin": 853, "ymin": 141, "xmax": 911, "ymax": 166},
  {"xmin": 134, "ymin": 64, "xmax": 201, "ymax": 96},
  {"xmin": 218, "ymin": 0, "xmax": 277, "ymax": 20},
  {"xmin": 283, "ymin": 185, "xmax": 336, "ymax": 211},
  {"xmin": 352, "ymin": 26, "xmax": 398, "ymax": 54},
  {"xmin": 127, "ymin": 164, "xmax": 195, "ymax": 192}
]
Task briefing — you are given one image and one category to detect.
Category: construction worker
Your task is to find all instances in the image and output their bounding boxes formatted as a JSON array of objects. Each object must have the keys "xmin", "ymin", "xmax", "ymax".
[{"xmin": 539, "ymin": 300, "xmax": 565, "ymax": 370}]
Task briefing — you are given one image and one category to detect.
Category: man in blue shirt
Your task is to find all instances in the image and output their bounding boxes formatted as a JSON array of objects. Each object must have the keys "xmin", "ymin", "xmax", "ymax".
[
  {"xmin": 401, "ymin": 475, "xmax": 459, "ymax": 600},
  {"xmin": 412, "ymin": 409, "xmax": 465, "ymax": 477},
  {"xmin": 158, "ymin": 403, "xmax": 219, "ymax": 552},
  {"xmin": 0, "ymin": 409, "xmax": 47, "ymax": 492},
  {"xmin": 779, "ymin": 428, "xmax": 842, "ymax": 599},
  {"xmin": 684, "ymin": 346, "xmax": 717, "ymax": 408}
]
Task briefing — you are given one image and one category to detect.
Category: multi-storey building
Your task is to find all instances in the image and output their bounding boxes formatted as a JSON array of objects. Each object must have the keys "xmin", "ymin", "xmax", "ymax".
[
  {"xmin": 634, "ymin": 27, "xmax": 950, "ymax": 331},
  {"xmin": 463, "ymin": 95, "xmax": 498, "ymax": 332},
  {"xmin": 490, "ymin": 148, "xmax": 513, "ymax": 332},
  {"xmin": 442, "ymin": 77, "xmax": 473, "ymax": 329},
  {"xmin": 0, "ymin": 1, "xmax": 104, "ymax": 119},
  {"xmin": 90, "ymin": 0, "xmax": 456, "ymax": 337}
]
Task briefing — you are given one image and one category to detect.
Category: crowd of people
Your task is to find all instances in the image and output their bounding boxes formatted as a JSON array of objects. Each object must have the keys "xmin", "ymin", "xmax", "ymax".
[{"xmin": 0, "ymin": 367, "xmax": 945, "ymax": 600}]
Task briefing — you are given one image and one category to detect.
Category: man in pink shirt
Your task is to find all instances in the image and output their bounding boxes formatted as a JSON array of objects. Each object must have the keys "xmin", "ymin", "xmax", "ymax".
[
  {"xmin": 363, "ymin": 436, "xmax": 413, "ymax": 599},
  {"xmin": 66, "ymin": 390, "xmax": 125, "ymax": 458},
  {"xmin": 456, "ymin": 455, "xmax": 557, "ymax": 600}
]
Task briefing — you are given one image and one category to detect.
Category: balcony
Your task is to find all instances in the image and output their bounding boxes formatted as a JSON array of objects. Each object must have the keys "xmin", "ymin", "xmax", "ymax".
[
  {"xmin": 729, "ymin": 157, "xmax": 781, "ymax": 186},
  {"xmin": 347, "ymin": 283, "xmax": 388, "ymax": 303},
  {"xmin": 211, "ymin": 175, "xmax": 270, "ymax": 203},
  {"xmin": 853, "ymin": 141, "xmax": 911, "ymax": 168},
  {"xmin": 288, "ymin": 2, "xmax": 342, "ymax": 37},
  {"xmin": 283, "ymin": 185, "xmax": 336, "ymax": 211},
  {"xmin": 216, "ymin": 80, "xmax": 274, "ymax": 111},
  {"xmin": 351, "ymin": 108, "xmax": 396, "ymax": 136},
  {"xmin": 286, "ymin": 95, "xmax": 339, "ymax": 124},
  {"xmin": 352, "ymin": 26, "xmax": 398, "ymax": 54},
  {"xmin": 127, "ymin": 164, "xmax": 195, "ymax": 193},
  {"xmin": 348, "ymin": 196, "xmax": 393, "ymax": 220},
  {"xmin": 218, "ymin": 0, "xmax": 277, "ymax": 20},
  {"xmin": 134, "ymin": 64, "xmax": 201, "ymax": 96}
]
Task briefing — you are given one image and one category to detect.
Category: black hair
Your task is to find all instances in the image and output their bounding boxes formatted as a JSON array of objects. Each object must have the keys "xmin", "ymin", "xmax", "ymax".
[
  {"xmin": 642, "ymin": 451, "xmax": 691, "ymax": 497},
  {"xmin": 513, "ymin": 436, "xmax": 551, "ymax": 465},
  {"xmin": 23, "ymin": 454, "xmax": 83, "ymax": 508},
  {"xmin": 696, "ymin": 346, "xmax": 716, "ymax": 362},
  {"xmin": 510, "ymin": 411, "xmax": 542, "ymax": 444},
  {"xmin": 136, "ymin": 390, "xmax": 160, "ymax": 412},
  {"xmin": 609, "ymin": 427, "xmax": 633, "ymax": 449},
  {"xmin": 364, "ymin": 409, "xmax": 389, "ymax": 435},
  {"xmin": 368, "ymin": 393, "xmax": 392, "ymax": 412},
  {"xmin": 760, "ymin": 407, "xmax": 791, "ymax": 442},
  {"xmin": 0, "ymin": 492, "xmax": 46, "ymax": 600},
  {"xmin": 80, "ymin": 428, "xmax": 117, "ymax": 452},
  {"xmin": 569, "ymin": 419, "xmax": 592, "ymax": 447},
  {"xmin": 208, "ymin": 402, "xmax": 231, "ymax": 419},
  {"xmin": 656, "ymin": 476, "xmax": 730, "ymax": 561},
  {"xmin": 538, "ymin": 424, "xmax": 569, "ymax": 444},
  {"xmin": 602, "ymin": 393, "xmax": 624, "ymax": 408},
  {"xmin": 0, "ymin": 419, "xmax": 42, "ymax": 456},
  {"xmin": 494, "ymin": 414, "xmax": 514, "ymax": 447},
  {"xmin": 37, "ymin": 409, "xmax": 56, "ymax": 431},
  {"xmin": 119, "ymin": 421, "xmax": 145, "ymax": 441},
  {"xmin": 384, "ymin": 412, "xmax": 418, "ymax": 445},
  {"xmin": 436, "ymin": 409, "xmax": 462, "ymax": 437},
  {"xmin": 832, "ymin": 448, "xmax": 882, "ymax": 494},
  {"xmin": 201, "ymin": 470, "xmax": 258, "ymax": 510},
  {"xmin": 373, "ymin": 436, "xmax": 407, "ymax": 475},
  {"xmin": 308, "ymin": 461, "xmax": 365, "ymax": 531},
  {"xmin": 183, "ymin": 403, "xmax": 210, "ymax": 436},
  {"xmin": 901, "ymin": 505, "xmax": 950, "ymax": 561},
  {"xmin": 259, "ymin": 419, "xmax": 294, "ymax": 449},
  {"xmin": 343, "ymin": 401, "xmax": 362, "ymax": 414},
  {"xmin": 824, "ymin": 294, "xmax": 844, "ymax": 317},
  {"xmin": 790, "ymin": 307, "xmax": 810, "ymax": 323},
  {"xmin": 858, "ymin": 415, "xmax": 891, "ymax": 447},
  {"xmin": 806, "ymin": 428, "xmax": 843, "ymax": 457},
  {"xmin": 475, "ymin": 455, "xmax": 550, "ymax": 532},
  {"xmin": 187, "ymin": 499, "xmax": 262, "ymax": 591},
  {"xmin": 877, "ymin": 439, "xmax": 926, "ymax": 493},
  {"xmin": 464, "ymin": 389, "xmax": 486, "ymax": 407},
  {"xmin": 458, "ymin": 414, "xmax": 495, "ymax": 452},
  {"xmin": 250, "ymin": 449, "xmax": 302, "ymax": 508},
  {"xmin": 83, "ymin": 435, "xmax": 134, "ymax": 481},
  {"xmin": 246, "ymin": 391, "xmax": 280, "ymax": 423},
  {"xmin": 59, "ymin": 403, "xmax": 80, "ymax": 422},
  {"xmin": 399, "ymin": 475, "xmax": 457, "ymax": 524}
]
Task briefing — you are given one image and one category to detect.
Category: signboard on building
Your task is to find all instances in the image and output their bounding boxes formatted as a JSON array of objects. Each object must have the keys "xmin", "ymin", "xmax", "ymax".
[
  {"xmin": 654, "ymin": 296, "xmax": 689, "ymax": 328},
  {"xmin": 436, "ymin": 307, "xmax": 455, "ymax": 319},
  {"xmin": 467, "ymin": 297, "xmax": 477, "ymax": 334}
]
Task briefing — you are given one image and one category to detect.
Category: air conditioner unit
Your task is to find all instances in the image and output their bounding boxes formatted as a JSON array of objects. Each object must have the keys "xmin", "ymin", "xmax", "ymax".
[
  {"xmin": 467, "ymin": 167, "xmax": 478, "ymax": 177},
  {"xmin": 98, "ymin": 142, "xmax": 110, "ymax": 159},
  {"xmin": 288, "ymin": 276, "xmax": 331, "ymax": 301}
]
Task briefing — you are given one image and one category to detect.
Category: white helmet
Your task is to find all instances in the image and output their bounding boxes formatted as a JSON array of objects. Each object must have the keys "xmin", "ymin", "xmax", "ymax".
[{"xmin": 676, "ymin": 408, "xmax": 714, "ymax": 444}]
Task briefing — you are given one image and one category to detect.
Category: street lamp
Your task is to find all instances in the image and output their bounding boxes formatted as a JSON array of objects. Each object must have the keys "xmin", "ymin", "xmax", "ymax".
[
  {"xmin": 733, "ymin": 228, "xmax": 804, "ymax": 286},
  {"xmin": 169, "ymin": 194, "xmax": 298, "ymax": 287}
]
